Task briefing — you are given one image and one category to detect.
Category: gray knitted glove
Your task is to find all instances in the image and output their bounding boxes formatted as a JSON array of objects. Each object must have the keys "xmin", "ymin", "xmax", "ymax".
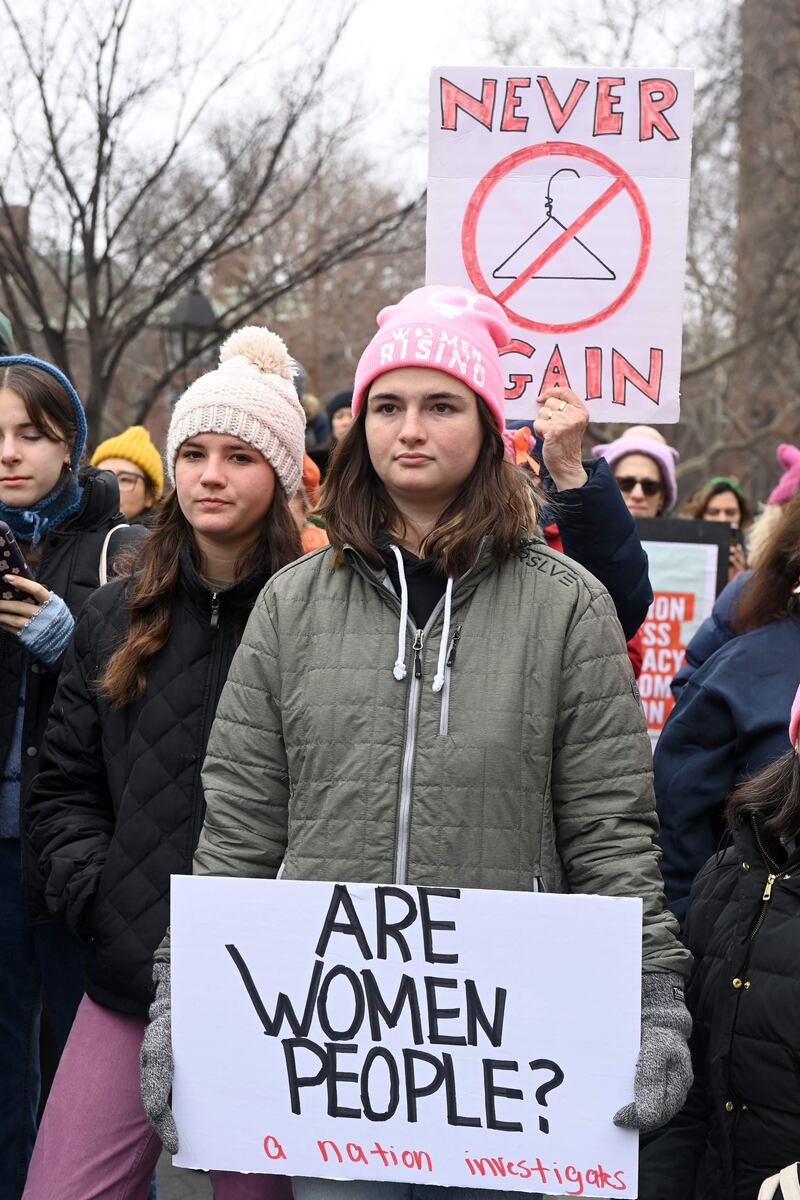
[
  {"xmin": 613, "ymin": 970, "xmax": 693, "ymax": 1132},
  {"xmin": 140, "ymin": 961, "xmax": 179, "ymax": 1153}
]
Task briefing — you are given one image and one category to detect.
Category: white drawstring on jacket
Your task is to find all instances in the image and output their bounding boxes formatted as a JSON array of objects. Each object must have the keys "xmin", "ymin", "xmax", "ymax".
[
  {"xmin": 432, "ymin": 577, "xmax": 453, "ymax": 693},
  {"xmin": 391, "ymin": 544, "xmax": 409, "ymax": 680},
  {"xmin": 389, "ymin": 544, "xmax": 454, "ymax": 692}
]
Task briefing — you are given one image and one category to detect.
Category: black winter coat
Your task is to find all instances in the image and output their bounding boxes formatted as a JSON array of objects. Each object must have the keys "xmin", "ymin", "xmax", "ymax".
[
  {"xmin": 639, "ymin": 820, "xmax": 800, "ymax": 1200},
  {"xmin": 0, "ymin": 467, "xmax": 141, "ymax": 921},
  {"xmin": 548, "ymin": 456, "xmax": 652, "ymax": 640},
  {"xmin": 655, "ymin": 616, "xmax": 800, "ymax": 922},
  {"xmin": 27, "ymin": 548, "xmax": 268, "ymax": 1016}
]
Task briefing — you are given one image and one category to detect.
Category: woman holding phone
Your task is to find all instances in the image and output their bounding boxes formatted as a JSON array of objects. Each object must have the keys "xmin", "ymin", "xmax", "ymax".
[
  {"xmin": 0, "ymin": 354, "xmax": 132, "ymax": 1197},
  {"xmin": 24, "ymin": 328, "xmax": 302, "ymax": 1199}
]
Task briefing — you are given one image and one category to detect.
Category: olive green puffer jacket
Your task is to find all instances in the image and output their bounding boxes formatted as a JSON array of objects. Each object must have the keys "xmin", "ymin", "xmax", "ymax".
[{"xmin": 190, "ymin": 538, "xmax": 689, "ymax": 978}]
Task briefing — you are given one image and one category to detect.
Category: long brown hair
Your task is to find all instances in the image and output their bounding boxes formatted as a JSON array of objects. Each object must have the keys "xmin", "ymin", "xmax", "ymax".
[
  {"xmin": 318, "ymin": 397, "xmax": 539, "ymax": 578},
  {"xmin": 101, "ymin": 486, "xmax": 301, "ymax": 707},
  {"xmin": 733, "ymin": 490, "xmax": 800, "ymax": 633},
  {"xmin": 726, "ymin": 749, "xmax": 800, "ymax": 843}
]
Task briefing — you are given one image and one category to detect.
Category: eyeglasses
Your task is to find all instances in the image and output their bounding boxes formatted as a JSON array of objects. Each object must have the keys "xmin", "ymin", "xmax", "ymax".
[
  {"xmin": 614, "ymin": 475, "xmax": 663, "ymax": 498},
  {"xmin": 114, "ymin": 471, "xmax": 146, "ymax": 492}
]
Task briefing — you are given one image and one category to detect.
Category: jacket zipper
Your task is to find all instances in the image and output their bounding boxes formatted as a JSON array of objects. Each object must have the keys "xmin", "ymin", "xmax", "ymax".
[
  {"xmin": 749, "ymin": 819, "xmax": 781, "ymax": 940},
  {"xmin": 438, "ymin": 624, "xmax": 462, "ymax": 736},
  {"xmin": 189, "ymin": 592, "xmax": 226, "ymax": 853},
  {"xmin": 413, "ymin": 628, "xmax": 423, "ymax": 678},
  {"xmin": 394, "ymin": 597, "xmax": 477, "ymax": 881},
  {"xmin": 749, "ymin": 873, "xmax": 777, "ymax": 940},
  {"xmin": 395, "ymin": 628, "xmax": 424, "ymax": 883},
  {"xmin": 343, "ymin": 553, "xmax": 420, "ymax": 885},
  {"xmin": 346, "ymin": 547, "xmax": 480, "ymax": 886}
]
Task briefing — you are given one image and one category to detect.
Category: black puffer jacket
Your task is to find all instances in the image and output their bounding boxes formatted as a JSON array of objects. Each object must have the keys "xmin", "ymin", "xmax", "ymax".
[
  {"xmin": 639, "ymin": 819, "xmax": 800, "ymax": 1199},
  {"xmin": 0, "ymin": 467, "xmax": 143, "ymax": 921},
  {"xmin": 27, "ymin": 547, "xmax": 268, "ymax": 1015}
]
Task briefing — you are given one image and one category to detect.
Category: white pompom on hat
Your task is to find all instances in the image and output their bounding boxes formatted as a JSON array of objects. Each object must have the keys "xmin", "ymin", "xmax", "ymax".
[{"xmin": 166, "ymin": 326, "xmax": 306, "ymax": 497}]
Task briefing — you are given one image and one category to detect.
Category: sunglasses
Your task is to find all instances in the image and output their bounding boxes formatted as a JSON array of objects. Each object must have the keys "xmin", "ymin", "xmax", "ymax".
[{"xmin": 614, "ymin": 475, "xmax": 663, "ymax": 498}]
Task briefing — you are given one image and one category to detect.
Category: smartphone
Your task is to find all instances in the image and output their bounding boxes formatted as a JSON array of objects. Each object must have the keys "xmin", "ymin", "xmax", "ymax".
[{"xmin": 0, "ymin": 521, "xmax": 36, "ymax": 602}]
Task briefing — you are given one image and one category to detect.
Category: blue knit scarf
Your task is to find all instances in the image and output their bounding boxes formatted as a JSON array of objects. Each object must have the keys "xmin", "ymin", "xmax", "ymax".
[{"xmin": 0, "ymin": 470, "xmax": 83, "ymax": 545}]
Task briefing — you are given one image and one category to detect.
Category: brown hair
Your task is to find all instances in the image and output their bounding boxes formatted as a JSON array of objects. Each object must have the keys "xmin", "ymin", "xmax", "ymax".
[
  {"xmin": 318, "ymin": 397, "xmax": 539, "ymax": 578},
  {"xmin": 0, "ymin": 363, "xmax": 79, "ymax": 455},
  {"xmin": 101, "ymin": 486, "xmax": 301, "ymax": 706},
  {"xmin": 733, "ymin": 490, "xmax": 800, "ymax": 633},
  {"xmin": 683, "ymin": 477, "xmax": 752, "ymax": 529},
  {"xmin": 726, "ymin": 749, "xmax": 800, "ymax": 843}
]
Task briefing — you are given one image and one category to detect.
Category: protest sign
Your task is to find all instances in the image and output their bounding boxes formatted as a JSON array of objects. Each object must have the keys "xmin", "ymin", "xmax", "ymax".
[
  {"xmin": 635, "ymin": 517, "xmax": 730, "ymax": 745},
  {"xmin": 172, "ymin": 877, "xmax": 642, "ymax": 1196},
  {"xmin": 427, "ymin": 67, "xmax": 694, "ymax": 422}
]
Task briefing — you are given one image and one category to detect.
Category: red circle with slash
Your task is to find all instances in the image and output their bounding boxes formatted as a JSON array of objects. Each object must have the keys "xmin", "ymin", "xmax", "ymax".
[{"xmin": 461, "ymin": 140, "xmax": 651, "ymax": 334}]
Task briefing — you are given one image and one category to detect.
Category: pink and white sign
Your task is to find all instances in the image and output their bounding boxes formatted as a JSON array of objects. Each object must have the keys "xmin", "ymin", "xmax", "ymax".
[{"xmin": 427, "ymin": 67, "xmax": 694, "ymax": 423}]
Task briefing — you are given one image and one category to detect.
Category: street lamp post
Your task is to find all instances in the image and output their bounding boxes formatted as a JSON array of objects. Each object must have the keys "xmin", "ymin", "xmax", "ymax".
[{"xmin": 164, "ymin": 282, "xmax": 220, "ymax": 397}]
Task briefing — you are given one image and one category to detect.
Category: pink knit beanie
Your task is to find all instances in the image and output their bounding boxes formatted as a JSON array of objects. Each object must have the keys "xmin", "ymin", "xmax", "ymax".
[
  {"xmin": 592, "ymin": 431, "xmax": 680, "ymax": 513},
  {"xmin": 790, "ymin": 683, "xmax": 800, "ymax": 751},
  {"xmin": 767, "ymin": 444, "xmax": 800, "ymax": 506},
  {"xmin": 352, "ymin": 286, "xmax": 511, "ymax": 433}
]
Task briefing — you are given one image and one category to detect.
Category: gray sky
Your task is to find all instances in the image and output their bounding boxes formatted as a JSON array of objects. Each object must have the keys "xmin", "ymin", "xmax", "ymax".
[
  {"xmin": 322, "ymin": 0, "xmax": 500, "ymax": 188},
  {"xmin": 1, "ymin": 0, "xmax": 713, "ymax": 200},
  {"xmin": 323, "ymin": 0, "xmax": 705, "ymax": 188}
]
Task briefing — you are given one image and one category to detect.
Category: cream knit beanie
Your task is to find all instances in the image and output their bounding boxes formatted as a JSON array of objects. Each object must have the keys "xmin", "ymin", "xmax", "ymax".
[{"xmin": 166, "ymin": 326, "xmax": 306, "ymax": 497}]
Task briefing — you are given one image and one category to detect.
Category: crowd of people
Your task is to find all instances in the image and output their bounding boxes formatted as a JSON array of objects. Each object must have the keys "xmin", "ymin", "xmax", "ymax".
[{"xmin": 0, "ymin": 285, "xmax": 798, "ymax": 1200}]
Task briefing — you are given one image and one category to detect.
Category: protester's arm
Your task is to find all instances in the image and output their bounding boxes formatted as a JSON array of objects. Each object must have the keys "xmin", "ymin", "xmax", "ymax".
[
  {"xmin": 551, "ymin": 584, "xmax": 690, "ymax": 978},
  {"xmin": 552, "ymin": 457, "xmax": 653, "ymax": 639},
  {"xmin": 192, "ymin": 587, "xmax": 289, "ymax": 880},
  {"xmin": 532, "ymin": 387, "xmax": 652, "ymax": 639},
  {"xmin": 654, "ymin": 674, "xmax": 737, "ymax": 923},
  {"xmin": 27, "ymin": 599, "xmax": 115, "ymax": 935}
]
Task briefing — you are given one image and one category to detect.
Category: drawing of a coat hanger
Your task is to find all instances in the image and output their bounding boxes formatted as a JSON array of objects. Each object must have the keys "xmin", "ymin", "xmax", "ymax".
[{"xmin": 492, "ymin": 167, "xmax": 616, "ymax": 282}]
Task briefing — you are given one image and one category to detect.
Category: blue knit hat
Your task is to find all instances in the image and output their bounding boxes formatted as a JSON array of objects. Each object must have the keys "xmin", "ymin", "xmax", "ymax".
[{"xmin": 0, "ymin": 354, "xmax": 88, "ymax": 468}]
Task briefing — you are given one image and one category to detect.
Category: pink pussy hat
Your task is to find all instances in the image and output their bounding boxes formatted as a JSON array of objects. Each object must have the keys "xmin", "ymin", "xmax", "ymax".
[
  {"xmin": 790, "ymin": 683, "xmax": 800, "ymax": 751},
  {"xmin": 768, "ymin": 444, "xmax": 800, "ymax": 506},
  {"xmin": 352, "ymin": 285, "xmax": 511, "ymax": 434}
]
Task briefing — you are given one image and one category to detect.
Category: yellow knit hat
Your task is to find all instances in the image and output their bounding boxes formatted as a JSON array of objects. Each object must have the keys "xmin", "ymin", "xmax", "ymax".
[{"xmin": 91, "ymin": 425, "xmax": 164, "ymax": 499}]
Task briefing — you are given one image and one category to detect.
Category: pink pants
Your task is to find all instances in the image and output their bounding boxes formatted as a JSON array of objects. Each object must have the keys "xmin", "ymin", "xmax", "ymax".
[{"xmin": 23, "ymin": 994, "xmax": 291, "ymax": 1200}]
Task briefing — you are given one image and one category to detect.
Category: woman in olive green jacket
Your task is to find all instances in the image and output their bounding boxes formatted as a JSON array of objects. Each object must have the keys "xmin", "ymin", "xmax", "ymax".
[{"xmin": 142, "ymin": 286, "xmax": 692, "ymax": 1199}]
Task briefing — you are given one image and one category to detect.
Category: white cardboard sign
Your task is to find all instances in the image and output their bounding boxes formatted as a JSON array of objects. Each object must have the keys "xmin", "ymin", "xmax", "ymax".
[
  {"xmin": 171, "ymin": 878, "xmax": 642, "ymax": 1196},
  {"xmin": 426, "ymin": 67, "xmax": 694, "ymax": 423}
]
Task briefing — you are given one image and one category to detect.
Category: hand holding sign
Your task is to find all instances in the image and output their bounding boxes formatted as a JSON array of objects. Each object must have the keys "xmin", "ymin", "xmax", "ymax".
[
  {"xmin": 612, "ymin": 971, "xmax": 693, "ymax": 1133},
  {"xmin": 534, "ymin": 386, "xmax": 589, "ymax": 491}
]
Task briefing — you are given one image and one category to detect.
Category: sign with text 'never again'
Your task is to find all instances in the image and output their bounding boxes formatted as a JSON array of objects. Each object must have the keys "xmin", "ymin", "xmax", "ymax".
[
  {"xmin": 171, "ymin": 878, "xmax": 642, "ymax": 1195},
  {"xmin": 427, "ymin": 67, "xmax": 694, "ymax": 423}
]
